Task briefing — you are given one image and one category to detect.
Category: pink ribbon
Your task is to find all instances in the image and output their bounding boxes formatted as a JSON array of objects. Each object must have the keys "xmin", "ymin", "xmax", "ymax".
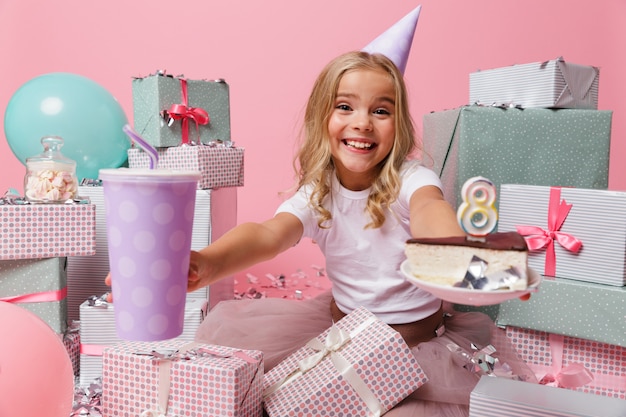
[
  {"xmin": 165, "ymin": 78, "xmax": 209, "ymax": 145},
  {"xmin": 80, "ymin": 344, "xmax": 106, "ymax": 356},
  {"xmin": 528, "ymin": 333, "xmax": 626, "ymax": 393},
  {"xmin": 516, "ymin": 187, "xmax": 582, "ymax": 276},
  {"xmin": 0, "ymin": 286, "xmax": 67, "ymax": 303}
]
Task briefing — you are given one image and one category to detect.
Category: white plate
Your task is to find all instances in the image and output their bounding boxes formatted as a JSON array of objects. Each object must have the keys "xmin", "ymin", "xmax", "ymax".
[{"xmin": 401, "ymin": 260, "xmax": 542, "ymax": 306}]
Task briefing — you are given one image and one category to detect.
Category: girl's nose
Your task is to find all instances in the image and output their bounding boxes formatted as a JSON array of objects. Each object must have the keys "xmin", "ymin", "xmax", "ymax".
[{"xmin": 352, "ymin": 112, "xmax": 373, "ymax": 131}]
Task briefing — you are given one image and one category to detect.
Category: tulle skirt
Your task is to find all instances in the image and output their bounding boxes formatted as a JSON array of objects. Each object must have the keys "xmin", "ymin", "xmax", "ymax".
[{"xmin": 195, "ymin": 290, "xmax": 537, "ymax": 417}]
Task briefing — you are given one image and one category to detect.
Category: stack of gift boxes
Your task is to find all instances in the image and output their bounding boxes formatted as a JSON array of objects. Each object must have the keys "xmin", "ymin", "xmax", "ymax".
[
  {"xmin": 97, "ymin": 71, "xmax": 441, "ymax": 416},
  {"xmin": 421, "ymin": 57, "xmax": 626, "ymax": 413},
  {"xmin": 0, "ymin": 202, "xmax": 97, "ymax": 378},
  {"xmin": 62, "ymin": 71, "xmax": 246, "ymax": 393}
]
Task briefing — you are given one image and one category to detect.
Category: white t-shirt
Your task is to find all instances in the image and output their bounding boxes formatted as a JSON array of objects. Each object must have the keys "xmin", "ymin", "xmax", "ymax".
[{"xmin": 275, "ymin": 160, "xmax": 442, "ymax": 324}]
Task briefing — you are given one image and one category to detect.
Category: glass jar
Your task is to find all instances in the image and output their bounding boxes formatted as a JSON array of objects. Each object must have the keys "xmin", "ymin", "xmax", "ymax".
[{"xmin": 24, "ymin": 136, "xmax": 78, "ymax": 203}]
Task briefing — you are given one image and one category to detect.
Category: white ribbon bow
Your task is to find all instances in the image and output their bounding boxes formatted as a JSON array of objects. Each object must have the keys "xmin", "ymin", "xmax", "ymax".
[{"xmin": 264, "ymin": 316, "xmax": 383, "ymax": 417}]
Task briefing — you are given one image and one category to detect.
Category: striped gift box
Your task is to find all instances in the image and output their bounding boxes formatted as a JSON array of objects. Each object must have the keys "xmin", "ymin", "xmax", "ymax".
[
  {"xmin": 469, "ymin": 58, "xmax": 599, "ymax": 109},
  {"xmin": 498, "ymin": 184, "xmax": 626, "ymax": 286},
  {"xmin": 67, "ymin": 186, "xmax": 236, "ymax": 321},
  {"xmin": 78, "ymin": 296, "xmax": 206, "ymax": 388},
  {"xmin": 470, "ymin": 376, "xmax": 626, "ymax": 417}
]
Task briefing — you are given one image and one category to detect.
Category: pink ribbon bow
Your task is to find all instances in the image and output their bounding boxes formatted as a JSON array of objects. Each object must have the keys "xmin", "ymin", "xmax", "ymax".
[
  {"xmin": 165, "ymin": 78, "xmax": 210, "ymax": 145},
  {"xmin": 537, "ymin": 334, "xmax": 594, "ymax": 389},
  {"xmin": 516, "ymin": 187, "xmax": 582, "ymax": 276}
]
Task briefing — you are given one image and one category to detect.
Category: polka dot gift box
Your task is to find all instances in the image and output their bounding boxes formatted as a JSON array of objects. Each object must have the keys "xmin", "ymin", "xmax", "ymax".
[
  {"xmin": 496, "ymin": 277, "xmax": 626, "ymax": 349},
  {"xmin": 422, "ymin": 105, "xmax": 611, "ymax": 211},
  {"xmin": 0, "ymin": 257, "xmax": 68, "ymax": 333},
  {"xmin": 102, "ymin": 339, "xmax": 264, "ymax": 417},
  {"xmin": 263, "ymin": 306, "xmax": 428, "ymax": 417},
  {"xmin": 128, "ymin": 145, "xmax": 244, "ymax": 190},
  {"xmin": 505, "ymin": 326, "xmax": 626, "ymax": 399},
  {"xmin": 0, "ymin": 203, "xmax": 96, "ymax": 260},
  {"xmin": 132, "ymin": 72, "xmax": 231, "ymax": 148}
]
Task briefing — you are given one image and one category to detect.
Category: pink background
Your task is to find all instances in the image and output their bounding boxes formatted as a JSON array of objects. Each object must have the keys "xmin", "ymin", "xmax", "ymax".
[{"xmin": 1, "ymin": 1, "xmax": 624, "ymax": 287}]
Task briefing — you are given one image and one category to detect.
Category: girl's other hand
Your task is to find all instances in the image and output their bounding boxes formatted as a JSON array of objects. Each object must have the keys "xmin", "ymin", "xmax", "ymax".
[{"xmin": 104, "ymin": 273, "xmax": 113, "ymax": 302}]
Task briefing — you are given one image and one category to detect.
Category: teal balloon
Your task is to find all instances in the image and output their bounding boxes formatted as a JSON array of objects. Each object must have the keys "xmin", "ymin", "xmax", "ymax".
[{"xmin": 4, "ymin": 72, "xmax": 130, "ymax": 181}]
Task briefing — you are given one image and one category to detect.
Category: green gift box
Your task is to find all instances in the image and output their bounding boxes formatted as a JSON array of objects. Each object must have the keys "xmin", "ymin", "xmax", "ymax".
[
  {"xmin": 133, "ymin": 72, "xmax": 231, "ymax": 147},
  {"xmin": 422, "ymin": 105, "xmax": 612, "ymax": 210},
  {"xmin": 0, "ymin": 257, "xmax": 67, "ymax": 333},
  {"xmin": 496, "ymin": 277, "xmax": 626, "ymax": 348}
]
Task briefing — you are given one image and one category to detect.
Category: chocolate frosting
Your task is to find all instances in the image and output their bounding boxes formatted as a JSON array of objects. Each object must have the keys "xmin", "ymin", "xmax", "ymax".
[{"xmin": 406, "ymin": 232, "xmax": 528, "ymax": 251}]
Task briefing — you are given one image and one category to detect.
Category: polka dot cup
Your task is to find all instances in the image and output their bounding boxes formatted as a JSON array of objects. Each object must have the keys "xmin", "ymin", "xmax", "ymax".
[{"xmin": 100, "ymin": 168, "xmax": 201, "ymax": 341}]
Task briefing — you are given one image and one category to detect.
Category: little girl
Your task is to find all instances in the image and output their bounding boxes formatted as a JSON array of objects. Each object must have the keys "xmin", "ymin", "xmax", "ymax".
[{"xmin": 189, "ymin": 51, "xmax": 535, "ymax": 416}]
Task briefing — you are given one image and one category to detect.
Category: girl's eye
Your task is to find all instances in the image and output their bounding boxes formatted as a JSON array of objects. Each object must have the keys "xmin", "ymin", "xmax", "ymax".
[
  {"xmin": 336, "ymin": 104, "xmax": 352, "ymax": 111},
  {"xmin": 373, "ymin": 108, "xmax": 391, "ymax": 115}
]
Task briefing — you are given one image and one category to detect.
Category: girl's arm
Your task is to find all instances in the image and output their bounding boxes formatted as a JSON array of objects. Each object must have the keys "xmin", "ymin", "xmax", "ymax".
[
  {"xmin": 408, "ymin": 185, "xmax": 465, "ymax": 238},
  {"xmin": 187, "ymin": 212, "xmax": 304, "ymax": 292}
]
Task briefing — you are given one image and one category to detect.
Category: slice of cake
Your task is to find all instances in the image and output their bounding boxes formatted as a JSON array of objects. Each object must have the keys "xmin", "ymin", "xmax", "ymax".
[{"xmin": 404, "ymin": 232, "xmax": 528, "ymax": 288}]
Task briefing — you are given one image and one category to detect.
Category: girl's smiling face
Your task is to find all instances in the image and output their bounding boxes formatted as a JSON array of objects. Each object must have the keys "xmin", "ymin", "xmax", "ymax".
[{"xmin": 328, "ymin": 68, "xmax": 396, "ymax": 191}]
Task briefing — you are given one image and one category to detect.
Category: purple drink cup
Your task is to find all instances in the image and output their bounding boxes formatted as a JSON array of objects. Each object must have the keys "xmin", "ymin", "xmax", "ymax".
[{"xmin": 99, "ymin": 168, "xmax": 201, "ymax": 341}]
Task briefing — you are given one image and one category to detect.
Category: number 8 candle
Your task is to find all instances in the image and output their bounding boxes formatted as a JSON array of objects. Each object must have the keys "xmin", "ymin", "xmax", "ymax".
[{"xmin": 457, "ymin": 176, "xmax": 498, "ymax": 238}]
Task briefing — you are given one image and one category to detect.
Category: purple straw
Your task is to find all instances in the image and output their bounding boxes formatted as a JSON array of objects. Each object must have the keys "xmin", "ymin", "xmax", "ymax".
[{"xmin": 123, "ymin": 124, "xmax": 159, "ymax": 169}]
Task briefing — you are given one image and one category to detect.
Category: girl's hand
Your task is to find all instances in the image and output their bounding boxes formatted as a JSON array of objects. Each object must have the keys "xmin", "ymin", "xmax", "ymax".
[
  {"xmin": 104, "ymin": 273, "xmax": 113, "ymax": 302},
  {"xmin": 187, "ymin": 250, "xmax": 209, "ymax": 293}
]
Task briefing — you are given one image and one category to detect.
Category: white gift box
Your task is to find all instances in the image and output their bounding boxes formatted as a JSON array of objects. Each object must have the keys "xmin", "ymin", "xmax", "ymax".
[
  {"xmin": 498, "ymin": 184, "xmax": 626, "ymax": 286},
  {"xmin": 78, "ymin": 297, "xmax": 206, "ymax": 387},
  {"xmin": 469, "ymin": 57, "xmax": 599, "ymax": 109},
  {"xmin": 470, "ymin": 376, "xmax": 626, "ymax": 417},
  {"xmin": 67, "ymin": 186, "xmax": 236, "ymax": 321}
]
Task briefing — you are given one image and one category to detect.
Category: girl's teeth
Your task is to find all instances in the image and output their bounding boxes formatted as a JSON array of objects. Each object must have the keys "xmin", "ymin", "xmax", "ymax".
[{"xmin": 346, "ymin": 140, "xmax": 372, "ymax": 149}]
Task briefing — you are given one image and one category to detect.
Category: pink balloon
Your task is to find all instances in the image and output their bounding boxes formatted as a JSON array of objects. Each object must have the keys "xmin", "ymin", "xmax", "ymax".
[{"xmin": 0, "ymin": 301, "xmax": 74, "ymax": 416}]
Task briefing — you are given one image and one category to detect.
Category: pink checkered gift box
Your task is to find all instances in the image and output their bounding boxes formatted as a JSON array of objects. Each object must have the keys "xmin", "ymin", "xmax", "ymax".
[
  {"xmin": 102, "ymin": 339, "xmax": 264, "ymax": 417},
  {"xmin": 506, "ymin": 326, "xmax": 626, "ymax": 399},
  {"xmin": 128, "ymin": 145, "xmax": 244, "ymax": 189},
  {"xmin": 0, "ymin": 204, "xmax": 96, "ymax": 260},
  {"xmin": 263, "ymin": 306, "xmax": 428, "ymax": 417}
]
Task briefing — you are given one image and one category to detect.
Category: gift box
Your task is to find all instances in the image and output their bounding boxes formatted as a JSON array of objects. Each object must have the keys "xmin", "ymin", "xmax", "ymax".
[
  {"xmin": 102, "ymin": 339, "xmax": 263, "ymax": 417},
  {"xmin": 0, "ymin": 257, "xmax": 68, "ymax": 333},
  {"xmin": 422, "ymin": 105, "xmax": 611, "ymax": 210},
  {"xmin": 0, "ymin": 203, "xmax": 96, "ymax": 260},
  {"xmin": 67, "ymin": 186, "xmax": 236, "ymax": 321},
  {"xmin": 469, "ymin": 57, "xmax": 600, "ymax": 109},
  {"xmin": 132, "ymin": 72, "xmax": 231, "ymax": 147},
  {"xmin": 496, "ymin": 277, "xmax": 626, "ymax": 348},
  {"xmin": 470, "ymin": 376, "xmax": 626, "ymax": 417},
  {"xmin": 60, "ymin": 320, "xmax": 81, "ymax": 377},
  {"xmin": 505, "ymin": 326, "xmax": 626, "ymax": 399},
  {"xmin": 497, "ymin": 184, "xmax": 626, "ymax": 286},
  {"xmin": 79, "ymin": 296, "xmax": 206, "ymax": 387},
  {"xmin": 263, "ymin": 306, "xmax": 428, "ymax": 417},
  {"xmin": 127, "ymin": 145, "xmax": 244, "ymax": 189}
]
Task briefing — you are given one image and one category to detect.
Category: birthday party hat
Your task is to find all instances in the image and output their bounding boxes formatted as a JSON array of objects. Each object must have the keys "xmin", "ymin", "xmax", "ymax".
[{"xmin": 361, "ymin": 5, "xmax": 421, "ymax": 74}]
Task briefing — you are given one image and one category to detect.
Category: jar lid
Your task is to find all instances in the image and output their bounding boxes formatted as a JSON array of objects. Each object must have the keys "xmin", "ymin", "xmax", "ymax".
[{"xmin": 26, "ymin": 136, "xmax": 77, "ymax": 169}]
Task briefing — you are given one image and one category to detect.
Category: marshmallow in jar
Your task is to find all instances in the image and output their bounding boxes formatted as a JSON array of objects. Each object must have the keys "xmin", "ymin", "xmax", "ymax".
[{"xmin": 24, "ymin": 136, "xmax": 78, "ymax": 203}]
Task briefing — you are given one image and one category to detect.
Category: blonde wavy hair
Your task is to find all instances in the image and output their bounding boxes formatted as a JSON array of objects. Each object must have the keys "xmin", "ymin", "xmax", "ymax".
[{"xmin": 294, "ymin": 50, "xmax": 419, "ymax": 229}]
